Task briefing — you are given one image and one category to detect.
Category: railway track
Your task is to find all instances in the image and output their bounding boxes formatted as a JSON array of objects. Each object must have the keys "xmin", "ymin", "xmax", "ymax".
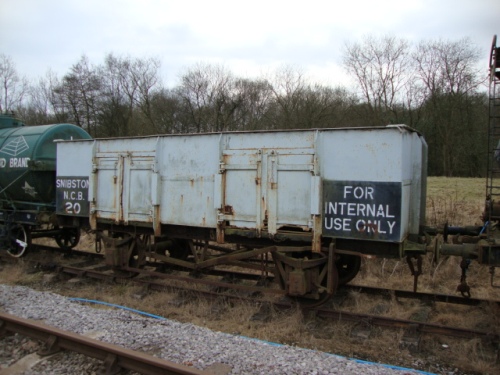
[
  {"xmin": 342, "ymin": 283, "xmax": 500, "ymax": 307},
  {"xmin": 2, "ymin": 248, "xmax": 500, "ymax": 362},
  {"xmin": 0, "ymin": 311, "xmax": 206, "ymax": 375},
  {"xmin": 1, "ymin": 248, "xmax": 500, "ymax": 347},
  {"xmin": 12, "ymin": 245, "xmax": 500, "ymax": 308}
]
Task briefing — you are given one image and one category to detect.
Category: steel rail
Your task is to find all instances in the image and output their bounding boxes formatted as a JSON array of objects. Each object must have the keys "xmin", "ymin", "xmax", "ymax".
[
  {"xmin": 344, "ymin": 284, "xmax": 500, "ymax": 307},
  {"xmin": 0, "ymin": 312, "xmax": 206, "ymax": 375},
  {"xmin": 59, "ymin": 264, "xmax": 285, "ymax": 296},
  {"xmin": 312, "ymin": 307, "xmax": 500, "ymax": 342}
]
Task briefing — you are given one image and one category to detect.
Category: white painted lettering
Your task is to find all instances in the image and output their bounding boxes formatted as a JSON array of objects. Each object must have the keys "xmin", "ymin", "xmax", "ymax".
[
  {"xmin": 324, "ymin": 183, "xmax": 400, "ymax": 238},
  {"xmin": 347, "ymin": 203, "xmax": 356, "ymax": 216},
  {"xmin": 343, "ymin": 185, "xmax": 353, "ymax": 198},
  {"xmin": 388, "ymin": 221, "xmax": 396, "ymax": 234},
  {"xmin": 9, "ymin": 157, "xmax": 30, "ymax": 168}
]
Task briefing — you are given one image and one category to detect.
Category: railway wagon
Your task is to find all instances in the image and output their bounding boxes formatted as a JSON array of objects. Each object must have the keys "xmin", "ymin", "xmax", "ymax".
[
  {"xmin": 56, "ymin": 125, "xmax": 427, "ymax": 301},
  {"xmin": 0, "ymin": 114, "xmax": 91, "ymax": 257}
]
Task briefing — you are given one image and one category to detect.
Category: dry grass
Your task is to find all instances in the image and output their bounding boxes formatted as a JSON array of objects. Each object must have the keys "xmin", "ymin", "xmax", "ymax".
[{"xmin": 426, "ymin": 177, "xmax": 485, "ymax": 227}]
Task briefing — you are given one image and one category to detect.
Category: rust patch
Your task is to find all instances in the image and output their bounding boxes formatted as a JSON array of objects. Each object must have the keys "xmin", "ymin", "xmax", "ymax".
[
  {"xmin": 255, "ymin": 177, "xmax": 260, "ymax": 185},
  {"xmin": 223, "ymin": 205, "xmax": 234, "ymax": 215},
  {"xmin": 371, "ymin": 223, "xmax": 379, "ymax": 233},
  {"xmin": 356, "ymin": 221, "xmax": 379, "ymax": 235},
  {"xmin": 366, "ymin": 222, "xmax": 378, "ymax": 234}
]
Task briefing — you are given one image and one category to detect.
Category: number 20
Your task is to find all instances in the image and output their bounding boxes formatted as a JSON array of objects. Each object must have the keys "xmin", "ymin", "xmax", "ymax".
[{"xmin": 65, "ymin": 202, "xmax": 81, "ymax": 214}]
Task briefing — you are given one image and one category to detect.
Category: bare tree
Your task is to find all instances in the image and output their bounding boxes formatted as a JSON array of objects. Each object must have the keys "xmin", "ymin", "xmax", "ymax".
[
  {"xmin": 414, "ymin": 37, "xmax": 484, "ymax": 176},
  {"xmin": 0, "ymin": 54, "xmax": 29, "ymax": 113},
  {"xmin": 343, "ymin": 35, "xmax": 412, "ymax": 125},
  {"xmin": 415, "ymin": 37, "xmax": 483, "ymax": 98},
  {"xmin": 53, "ymin": 55, "xmax": 100, "ymax": 134},
  {"xmin": 232, "ymin": 78, "xmax": 273, "ymax": 130},
  {"xmin": 267, "ymin": 65, "xmax": 307, "ymax": 129},
  {"xmin": 144, "ymin": 88, "xmax": 183, "ymax": 134},
  {"xmin": 96, "ymin": 54, "xmax": 163, "ymax": 136},
  {"xmin": 18, "ymin": 70, "xmax": 63, "ymax": 124},
  {"xmin": 176, "ymin": 63, "xmax": 243, "ymax": 133},
  {"xmin": 130, "ymin": 57, "xmax": 162, "ymax": 132}
]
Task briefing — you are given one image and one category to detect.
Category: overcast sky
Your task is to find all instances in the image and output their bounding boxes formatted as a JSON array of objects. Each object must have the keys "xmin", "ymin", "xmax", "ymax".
[{"xmin": 1, "ymin": 0, "xmax": 498, "ymax": 88}]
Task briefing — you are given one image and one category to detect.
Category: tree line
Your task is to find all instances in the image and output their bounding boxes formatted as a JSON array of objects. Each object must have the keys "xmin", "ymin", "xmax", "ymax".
[{"xmin": 0, "ymin": 35, "xmax": 488, "ymax": 177}]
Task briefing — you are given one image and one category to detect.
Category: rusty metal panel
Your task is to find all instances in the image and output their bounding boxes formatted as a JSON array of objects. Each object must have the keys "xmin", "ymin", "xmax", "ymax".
[
  {"xmin": 94, "ymin": 155, "xmax": 121, "ymax": 223},
  {"xmin": 220, "ymin": 131, "xmax": 318, "ymax": 236},
  {"xmin": 90, "ymin": 138, "xmax": 158, "ymax": 226},
  {"xmin": 274, "ymin": 150, "xmax": 315, "ymax": 228},
  {"xmin": 122, "ymin": 154, "xmax": 155, "ymax": 224},
  {"xmin": 159, "ymin": 134, "xmax": 221, "ymax": 227},
  {"xmin": 221, "ymin": 148, "xmax": 262, "ymax": 229}
]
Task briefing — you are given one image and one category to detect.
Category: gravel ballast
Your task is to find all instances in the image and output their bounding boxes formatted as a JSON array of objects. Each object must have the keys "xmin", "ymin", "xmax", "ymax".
[{"xmin": 0, "ymin": 284, "xmax": 429, "ymax": 375}]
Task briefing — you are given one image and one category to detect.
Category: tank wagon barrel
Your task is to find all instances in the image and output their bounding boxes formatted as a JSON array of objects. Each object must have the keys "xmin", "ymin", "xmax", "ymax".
[{"xmin": 0, "ymin": 113, "xmax": 92, "ymax": 257}]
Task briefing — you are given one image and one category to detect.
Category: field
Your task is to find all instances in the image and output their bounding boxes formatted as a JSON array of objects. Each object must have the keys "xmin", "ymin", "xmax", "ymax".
[
  {"xmin": 425, "ymin": 177, "xmax": 485, "ymax": 227},
  {"xmin": 1, "ymin": 177, "xmax": 499, "ymax": 374}
]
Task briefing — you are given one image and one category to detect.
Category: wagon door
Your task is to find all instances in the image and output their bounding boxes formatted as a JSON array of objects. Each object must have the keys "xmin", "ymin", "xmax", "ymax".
[
  {"xmin": 217, "ymin": 149, "xmax": 264, "ymax": 235},
  {"xmin": 90, "ymin": 152, "xmax": 157, "ymax": 229},
  {"xmin": 219, "ymin": 147, "xmax": 321, "ymax": 249},
  {"xmin": 267, "ymin": 148, "xmax": 320, "ymax": 234}
]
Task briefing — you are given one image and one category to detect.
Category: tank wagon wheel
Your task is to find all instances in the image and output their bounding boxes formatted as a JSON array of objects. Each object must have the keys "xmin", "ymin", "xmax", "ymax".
[
  {"xmin": 55, "ymin": 227, "xmax": 81, "ymax": 250},
  {"xmin": 7, "ymin": 224, "xmax": 31, "ymax": 258},
  {"xmin": 336, "ymin": 254, "xmax": 361, "ymax": 285}
]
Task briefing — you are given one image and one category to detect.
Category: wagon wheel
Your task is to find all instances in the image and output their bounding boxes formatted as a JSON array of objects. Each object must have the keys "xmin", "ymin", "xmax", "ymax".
[
  {"xmin": 273, "ymin": 250, "xmax": 339, "ymax": 307},
  {"xmin": 55, "ymin": 227, "xmax": 81, "ymax": 250},
  {"xmin": 336, "ymin": 254, "xmax": 361, "ymax": 285},
  {"xmin": 116, "ymin": 235, "xmax": 147, "ymax": 278},
  {"xmin": 7, "ymin": 224, "xmax": 31, "ymax": 258},
  {"xmin": 298, "ymin": 252, "xmax": 339, "ymax": 308},
  {"xmin": 168, "ymin": 239, "xmax": 191, "ymax": 260}
]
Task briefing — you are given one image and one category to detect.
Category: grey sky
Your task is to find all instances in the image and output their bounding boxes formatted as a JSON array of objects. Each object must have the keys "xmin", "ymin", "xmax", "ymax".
[{"xmin": 1, "ymin": 0, "xmax": 498, "ymax": 88}]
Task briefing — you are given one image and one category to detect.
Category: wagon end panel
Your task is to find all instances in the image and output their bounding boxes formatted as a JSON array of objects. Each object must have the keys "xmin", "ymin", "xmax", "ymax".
[
  {"xmin": 318, "ymin": 127, "xmax": 424, "ymax": 246},
  {"xmin": 56, "ymin": 140, "xmax": 93, "ymax": 219}
]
